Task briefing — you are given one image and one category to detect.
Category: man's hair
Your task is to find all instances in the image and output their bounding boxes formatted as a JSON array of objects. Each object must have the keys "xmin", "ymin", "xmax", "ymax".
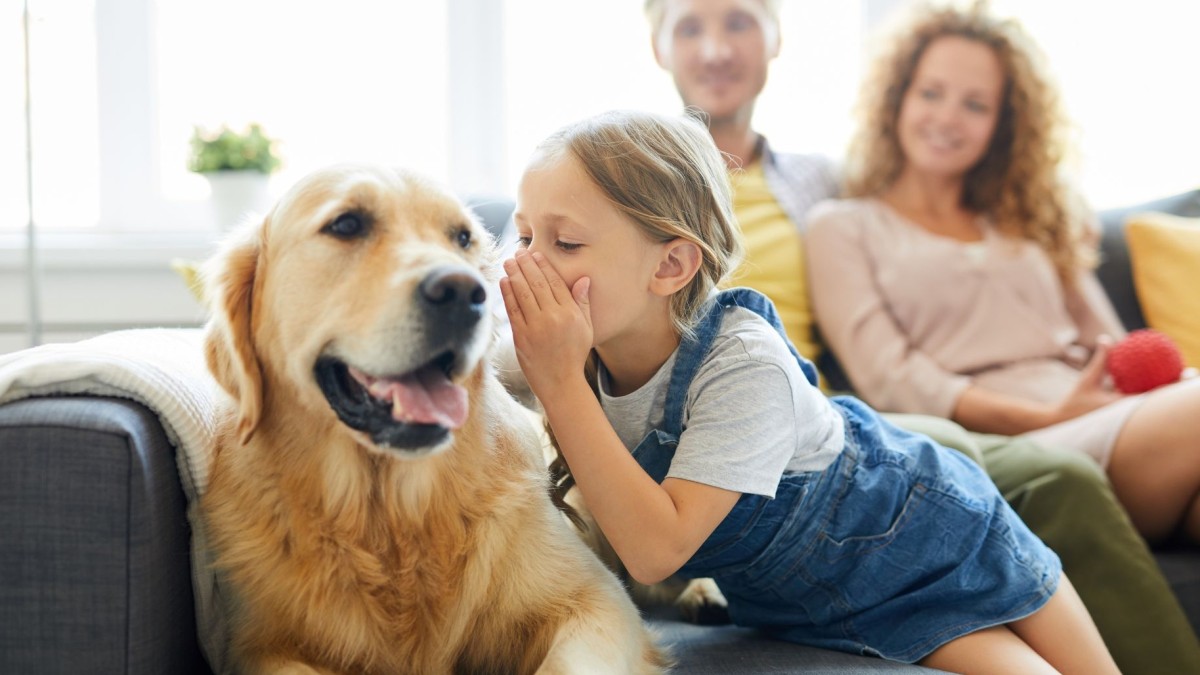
[
  {"xmin": 844, "ymin": 2, "xmax": 1093, "ymax": 281},
  {"xmin": 534, "ymin": 109, "xmax": 744, "ymax": 338},
  {"xmin": 643, "ymin": 0, "xmax": 782, "ymax": 36}
]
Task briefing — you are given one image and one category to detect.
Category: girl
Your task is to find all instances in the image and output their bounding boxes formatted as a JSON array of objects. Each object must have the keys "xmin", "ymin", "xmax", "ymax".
[
  {"xmin": 500, "ymin": 109, "xmax": 1118, "ymax": 672},
  {"xmin": 805, "ymin": 4, "xmax": 1200, "ymax": 545}
]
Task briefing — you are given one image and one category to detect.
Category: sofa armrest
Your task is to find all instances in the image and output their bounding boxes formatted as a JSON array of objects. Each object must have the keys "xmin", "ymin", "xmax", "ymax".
[{"xmin": 0, "ymin": 396, "xmax": 210, "ymax": 675}]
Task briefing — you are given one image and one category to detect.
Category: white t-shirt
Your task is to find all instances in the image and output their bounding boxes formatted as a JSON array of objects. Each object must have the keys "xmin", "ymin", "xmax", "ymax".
[{"xmin": 598, "ymin": 306, "xmax": 844, "ymax": 498}]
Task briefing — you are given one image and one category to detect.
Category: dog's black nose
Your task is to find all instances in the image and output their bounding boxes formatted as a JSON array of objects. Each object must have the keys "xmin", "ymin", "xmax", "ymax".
[{"xmin": 419, "ymin": 267, "xmax": 487, "ymax": 308}]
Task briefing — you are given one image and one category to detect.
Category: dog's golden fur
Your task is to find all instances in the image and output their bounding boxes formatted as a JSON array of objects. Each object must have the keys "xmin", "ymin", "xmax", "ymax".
[{"xmin": 201, "ymin": 164, "xmax": 668, "ymax": 674}]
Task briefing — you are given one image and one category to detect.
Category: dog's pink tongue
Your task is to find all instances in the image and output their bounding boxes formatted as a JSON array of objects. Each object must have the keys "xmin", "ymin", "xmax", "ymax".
[{"xmin": 386, "ymin": 370, "xmax": 469, "ymax": 429}]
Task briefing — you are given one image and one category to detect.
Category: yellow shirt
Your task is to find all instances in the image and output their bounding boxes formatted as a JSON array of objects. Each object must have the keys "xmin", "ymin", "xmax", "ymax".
[{"xmin": 725, "ymin": 162, "xmax": 821, "ymax": 363}]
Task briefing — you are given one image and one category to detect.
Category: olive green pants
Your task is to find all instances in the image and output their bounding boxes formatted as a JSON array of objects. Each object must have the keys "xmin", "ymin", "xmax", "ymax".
[{"xmin": 888, "ymin": 413, "xmax": 1200, "ymax": 674}]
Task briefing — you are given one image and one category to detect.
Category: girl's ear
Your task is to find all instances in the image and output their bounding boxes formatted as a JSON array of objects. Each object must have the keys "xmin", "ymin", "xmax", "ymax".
[{"xmin": 651, "ymin": 239, "xmax": 703, "ymax": 296}]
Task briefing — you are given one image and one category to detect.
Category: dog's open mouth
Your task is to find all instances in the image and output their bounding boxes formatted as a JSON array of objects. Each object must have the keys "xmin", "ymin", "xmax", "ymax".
[{"xmin": 314, "ymin": 353, "xmax": 468, "ymax": 450}]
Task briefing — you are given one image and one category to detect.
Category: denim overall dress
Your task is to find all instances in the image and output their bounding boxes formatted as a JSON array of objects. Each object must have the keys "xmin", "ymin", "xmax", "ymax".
[{"xmin": 630, "ymin": 288, "xmax": 1061, "ymax": 663}]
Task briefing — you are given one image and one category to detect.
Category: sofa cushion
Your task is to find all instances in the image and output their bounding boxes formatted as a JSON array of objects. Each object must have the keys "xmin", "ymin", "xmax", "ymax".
[
  {"xmin": 1125, "ymin": 212, "xmax": 1200, "ymax": 367},
  {"xmin": 1096, "ymin": 189, "xmax": 1200, "ymax": 331}
]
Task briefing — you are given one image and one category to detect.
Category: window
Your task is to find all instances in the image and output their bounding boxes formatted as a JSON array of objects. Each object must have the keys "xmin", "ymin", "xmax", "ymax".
[
  {"xmin": 501, "ymin": 1, "xmax": 863, "ymax": 190},
  {"xmin": 987, "ymin": 0, "xmax": 1199, "ymax": 208},
  {"xmin": 3, "ymin": 0, "xmax": 451, "ymax": 234},
  {"xmin": 2, "ymin": 0, "xmax": 98, "ymax": 233},
  {"xmin": 3, "ymin": 0, "xmax": 1197, "ymax": 238}
]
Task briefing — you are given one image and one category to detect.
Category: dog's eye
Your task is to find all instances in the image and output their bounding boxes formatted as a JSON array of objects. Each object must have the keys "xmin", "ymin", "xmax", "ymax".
[
  {"xmin": 322, "ymin": 212, "xmax": 368, "ymax": 240},
  {"xmin": 453, "ymin": 227, "xmax": 472, "ymax": 250}
]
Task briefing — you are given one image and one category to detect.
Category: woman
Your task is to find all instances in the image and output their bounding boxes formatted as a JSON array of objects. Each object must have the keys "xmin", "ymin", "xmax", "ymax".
[{"xmin": 805, "ymin": 3, "xmax": 1200, "ymax": 545}]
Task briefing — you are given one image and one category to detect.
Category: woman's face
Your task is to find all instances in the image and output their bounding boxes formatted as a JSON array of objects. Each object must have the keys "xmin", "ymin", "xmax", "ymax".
[{"xmin": 896, "ymin": 36, "xmax": 1005, "ymax": 181}]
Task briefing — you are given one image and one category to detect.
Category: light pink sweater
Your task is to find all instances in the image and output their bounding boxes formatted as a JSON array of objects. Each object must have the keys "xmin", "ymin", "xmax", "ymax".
[{"xmin": 805, "ymin": 197, "xmax": 1125, "ymax": 417}]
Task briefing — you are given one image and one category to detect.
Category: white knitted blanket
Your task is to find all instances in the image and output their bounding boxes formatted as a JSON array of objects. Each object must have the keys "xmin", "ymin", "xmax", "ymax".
[{"xmin": 0, "ymin": 328, "xmax": 219, "ymax": 495}]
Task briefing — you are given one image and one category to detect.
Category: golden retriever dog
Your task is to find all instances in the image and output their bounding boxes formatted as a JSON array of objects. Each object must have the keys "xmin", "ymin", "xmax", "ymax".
[{"xmin": 200, "ymin": 163, "xmax": 669, "ymax": 674}]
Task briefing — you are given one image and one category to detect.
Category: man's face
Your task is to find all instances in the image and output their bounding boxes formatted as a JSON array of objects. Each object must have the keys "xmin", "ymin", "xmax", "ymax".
[{"xmin": 652, "ymin": 0, "xmax": 780, "ymax": 124}]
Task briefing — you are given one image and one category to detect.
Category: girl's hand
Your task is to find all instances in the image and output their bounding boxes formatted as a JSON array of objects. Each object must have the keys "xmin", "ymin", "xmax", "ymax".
[
  {"xmin": 500, "ymin": 249, "xmax": 593, "ymax": 398},
  {"xmin": 1048, "ymin": 338, "xmax": 1123, "ymax": 425}
]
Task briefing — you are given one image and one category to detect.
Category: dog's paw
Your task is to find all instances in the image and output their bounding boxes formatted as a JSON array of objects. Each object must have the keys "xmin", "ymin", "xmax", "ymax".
[{"xmin": 675, "ymin": 577, "xmax": 730, "ymax": 625}]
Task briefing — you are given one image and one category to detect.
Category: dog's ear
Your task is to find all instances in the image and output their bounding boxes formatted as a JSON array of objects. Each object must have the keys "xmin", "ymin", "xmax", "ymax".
[{"xmin": 202, "ymin": 220, "xmax": 265, "ymax": 445}]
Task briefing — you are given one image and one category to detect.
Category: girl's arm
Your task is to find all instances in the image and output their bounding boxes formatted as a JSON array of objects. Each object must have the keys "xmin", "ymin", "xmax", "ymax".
[
  {"xmin": 539, "ymin": 377, "xmax": 740, "ymax": 584},
  {"xmin": 500, "ymin": 249, "xmax": 739, "ymax": 584}
]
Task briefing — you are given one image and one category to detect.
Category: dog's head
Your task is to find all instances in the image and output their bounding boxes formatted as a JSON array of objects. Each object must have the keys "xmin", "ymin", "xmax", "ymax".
[{"xmin": 202, "ymin": 164, "xmax": 498, "ymax": 456}]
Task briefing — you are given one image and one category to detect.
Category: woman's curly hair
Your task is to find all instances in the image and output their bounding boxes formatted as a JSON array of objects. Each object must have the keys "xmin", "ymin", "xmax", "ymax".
[{"xmin": 844, "ymin": 2, "xmax": 1095, "ymax": 281}]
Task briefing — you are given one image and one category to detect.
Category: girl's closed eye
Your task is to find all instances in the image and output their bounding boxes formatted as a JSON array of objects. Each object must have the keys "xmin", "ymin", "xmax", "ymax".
[{"xmin": 514, "ymin": 235, "xmax": 583, "ymax": 253}]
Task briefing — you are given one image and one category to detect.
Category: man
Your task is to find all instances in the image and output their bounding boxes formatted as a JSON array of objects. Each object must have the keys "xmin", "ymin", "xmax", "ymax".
[{"xmin": 644, "ymin": 0, "xmax": 1200, "ymax": 671}]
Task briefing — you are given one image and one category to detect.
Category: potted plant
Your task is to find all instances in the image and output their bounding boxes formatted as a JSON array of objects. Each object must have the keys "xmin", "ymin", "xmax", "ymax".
[{"xmin": 188, "ymin": 123, "xmax": 281, "ymax": 231}]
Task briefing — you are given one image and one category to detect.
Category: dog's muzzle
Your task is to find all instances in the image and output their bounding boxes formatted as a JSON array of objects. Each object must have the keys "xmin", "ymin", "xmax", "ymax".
[{"xmin": 315, "ymin": 265, "xmax": 488, "ymax": 452}]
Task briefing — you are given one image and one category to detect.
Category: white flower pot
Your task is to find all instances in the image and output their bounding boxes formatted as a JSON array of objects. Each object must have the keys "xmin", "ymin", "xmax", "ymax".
[{"xmin": 203, "ymin": 170, "xmax": 271, "ymax": 232}]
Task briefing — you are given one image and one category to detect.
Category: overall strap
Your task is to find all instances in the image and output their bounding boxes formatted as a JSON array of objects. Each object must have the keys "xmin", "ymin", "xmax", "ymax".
[{"xmin": 660, "ymin": 287, "xmax": 819, "ymax": 436}]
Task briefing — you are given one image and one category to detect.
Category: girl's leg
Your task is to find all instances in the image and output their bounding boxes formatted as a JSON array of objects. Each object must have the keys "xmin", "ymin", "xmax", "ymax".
[
  {"xmin": 1106, "ymin": 378, "xmax": 1200, "ymax": 542},
  {"xmin": 918, "ymin": 626, "xmax": 1056, "ymax": 674},
  {"xmin": 1007, "ymin": 576, "xmax": 1119, "ymax": 674},
  {"xmin": 921, "ymin": 576, "xmax": 1118, "ymax": 674},
  {"xmin": 1188, "ymin": 490, "xmax": 1200, "ymax": 542}
]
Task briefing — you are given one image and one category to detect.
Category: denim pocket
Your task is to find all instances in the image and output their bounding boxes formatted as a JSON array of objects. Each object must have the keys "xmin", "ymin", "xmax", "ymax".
[{"xmin": 818, "ymin": 481, "xmax": 928, "ymax": 563}]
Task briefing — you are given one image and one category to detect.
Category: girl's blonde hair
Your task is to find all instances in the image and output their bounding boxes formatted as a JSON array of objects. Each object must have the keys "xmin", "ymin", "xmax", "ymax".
[
  {"xmin": 535, "ymin": 108, "xmax": 744, "ymax": 338},
  {"xmin": 844, "ymin": 2, "xmax": 1094, "ymax": 281},
  {"xmin": 534, "ymin": 109, "xmax": 743, "ymax": 526}
]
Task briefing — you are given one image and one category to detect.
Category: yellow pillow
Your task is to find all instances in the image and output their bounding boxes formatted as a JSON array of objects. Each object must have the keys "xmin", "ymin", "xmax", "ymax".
[{"xmin": 1125, "ymin": 212, "xmax": 1200, "ymax": 367}]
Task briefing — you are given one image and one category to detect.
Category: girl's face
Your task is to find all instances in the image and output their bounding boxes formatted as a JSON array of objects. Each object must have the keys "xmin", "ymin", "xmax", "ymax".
[
  {"xmin": 512, "ymin": 151, "xmax": 672, "ymax": 349},
  {"xmin": 896, "ymin": 36, "xmax": 1005, "ymax": 181}
]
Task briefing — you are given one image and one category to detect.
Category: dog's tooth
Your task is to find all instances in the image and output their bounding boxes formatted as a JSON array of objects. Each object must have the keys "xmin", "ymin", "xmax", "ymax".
[
  {"xmin": 368, "ymin": 380, "xmax": 393, "ymax": 399},
  {"xmin": 392, "ymin": 391, "xmax": 407, "ymax": 421}
]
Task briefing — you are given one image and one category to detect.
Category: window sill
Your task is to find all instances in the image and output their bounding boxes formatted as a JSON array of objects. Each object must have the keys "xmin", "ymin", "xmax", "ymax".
[{"xmin": 0, "ymin": 230, "xmax": 221, "ymax": 271}]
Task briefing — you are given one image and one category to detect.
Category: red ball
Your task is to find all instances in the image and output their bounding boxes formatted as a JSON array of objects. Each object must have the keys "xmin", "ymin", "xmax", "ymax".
[{"xmin": 1106, "ymin": 329, "xmax": 1184, "ymax": 394}]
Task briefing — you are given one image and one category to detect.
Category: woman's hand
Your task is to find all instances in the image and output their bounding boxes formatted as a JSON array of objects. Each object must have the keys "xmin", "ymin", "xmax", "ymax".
[
  {"xmin": 499, "ymin": 249, "xmax": 593, "ymax": 399},
  {"xmin": 1047, "ymin": 338, "xmax": 1124, "ymax": 425}
]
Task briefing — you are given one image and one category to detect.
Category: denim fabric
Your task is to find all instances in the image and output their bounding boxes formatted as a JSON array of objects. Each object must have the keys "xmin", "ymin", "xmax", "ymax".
[{"xmin": 631, "ymin": 288, "xmax": 1062, "ymax": 663}]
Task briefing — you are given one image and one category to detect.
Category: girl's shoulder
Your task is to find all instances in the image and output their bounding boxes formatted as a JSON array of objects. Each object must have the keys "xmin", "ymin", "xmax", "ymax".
[{"xmin": 703, "ymin": 307, "xmax": 807, "ymax": 378}]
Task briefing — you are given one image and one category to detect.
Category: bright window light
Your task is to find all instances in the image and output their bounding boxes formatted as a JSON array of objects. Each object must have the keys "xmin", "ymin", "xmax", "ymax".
[
  {"xmin": 1, "ymin": 1, "xmax": 1195, "ymax": 236},
  {"xmin": 986, "ymin": 0, "xmax": 1198, "ymax": 208},
  {"xmin": 154, "ymin": 0, "xmax": 449, "ymax": 204},
  {"xmin": 1, "ymin": 0, "xmax": 100, "ymax": 232}
]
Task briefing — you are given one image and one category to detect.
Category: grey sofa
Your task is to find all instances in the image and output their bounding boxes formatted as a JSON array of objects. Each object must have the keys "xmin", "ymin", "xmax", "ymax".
[{"xmin": 1, "ymin": 192, "xmax": 1197, "ymax": 674}]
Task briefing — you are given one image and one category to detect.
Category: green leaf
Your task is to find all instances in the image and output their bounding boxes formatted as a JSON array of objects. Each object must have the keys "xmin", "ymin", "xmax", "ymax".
[{"xmin": 187, "ymin": 123, "xmax": 281, "ymax": 174}]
